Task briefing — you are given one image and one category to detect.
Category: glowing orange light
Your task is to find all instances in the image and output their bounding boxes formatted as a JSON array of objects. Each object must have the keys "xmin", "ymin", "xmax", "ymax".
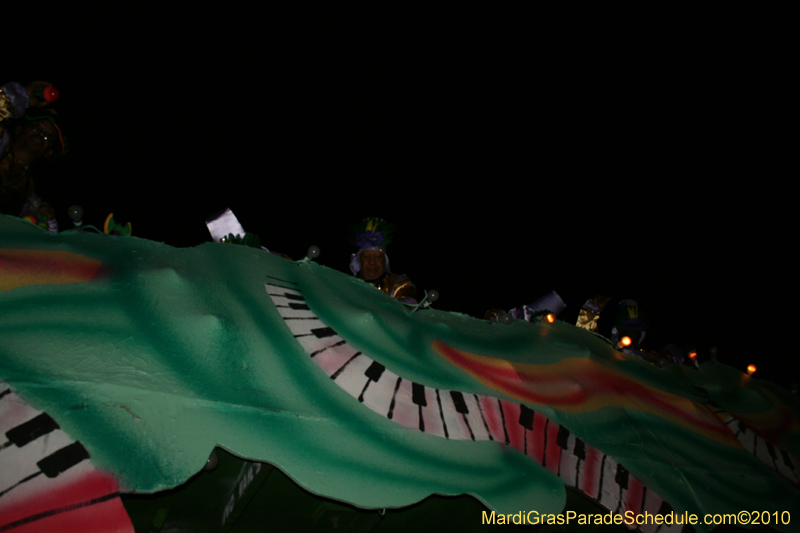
[
  {"xmin": 544, "ymin": 313, "xmax": 555, "ymax": 323},
  {"xmin": 618, "ymin": 336, "xmax": 632, "ymax": 348},
  {"xmin": 747, "ymin": 364, "xmax": 757, "ymax": 375},
  {"xmin": 688, "ymin": 351, "xmax": 697, "ymax": 360}
]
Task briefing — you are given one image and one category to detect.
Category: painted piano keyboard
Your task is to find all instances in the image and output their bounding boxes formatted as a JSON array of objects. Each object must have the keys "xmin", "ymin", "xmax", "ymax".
[
  {"xmin": 0, "ymin": 381, "xmax": 133, "ymax": 532},
  {"xmin": 266, "ymin": 281, "xmax": 682, "ymax": 532},
  {"xmin": 726, "ymin": 415, "xmax": 799, "ymax": 484},
  {"xmin": 689, "ymin": 385, "xmax": 800, "ymax": 485}
]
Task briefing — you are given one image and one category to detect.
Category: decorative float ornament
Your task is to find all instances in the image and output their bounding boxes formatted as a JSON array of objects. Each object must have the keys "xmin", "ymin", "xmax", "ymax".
[
  {"xmin": 407, "ymin": 288, "xmax": 440, "ymax": 315},
  {"xmin": 34, "ymin": 86, "xmax": 60, "ymax": 102},
  {"xmin": 544, "ymin": 313, "xmax": 556, "ymax": 323},
  {"xmin": 748, "ymin": 364, "xmax": 757, "ymax": 375},
  {"xmin": 68, "ymin": 205, "xmax": 83, "ymax": 228},
  {"xmin": 619, "ymin": 335, "xmax": 632, "ymax": 348},
  {"xmin": 305, "ymin": 245, "xmax": 321, "ymax": 260},
  {"xmin": 103, "ymin": 213, "xmax": 132, "ymax": 236}
]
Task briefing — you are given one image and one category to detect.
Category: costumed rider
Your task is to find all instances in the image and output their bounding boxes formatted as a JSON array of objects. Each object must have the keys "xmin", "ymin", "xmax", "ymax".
[
  {"xmin": 610, "ymin": 299, "xmax": 669, "ymax": 367},
  {"xmin": 350, "ymin": 218, "xmax": 417, "ymax": 305},
  {"xmin": 576, "ymin": 295, "xmax": 611, "ymax": 332},
  {"xmin": 1, "ymin": 81, "xmax": 65, "ymax": 232}
]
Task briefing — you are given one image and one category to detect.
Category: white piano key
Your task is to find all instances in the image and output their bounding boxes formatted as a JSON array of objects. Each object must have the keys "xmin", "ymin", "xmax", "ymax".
[
  {"xmin": 499, "ymin": 400, "xmax": 525, "ymax": 454},
  {"xmin": 0, "ymin": 388, "xmax": 39, "ymax": 437},
  {"xmin": 296, "ymin": 335, "xmax": 346, "ymax": 358},
  {"xmin": 311, "ymin": 341, "xmax": 362, "ymax": 378},
  {"xmin": 281, "ymin": 317, "xmax": 328, "ymax": 338},
  {"xmin": 597, "ymin": 455, "xmax": 622, "ymax": 514},
  {"xmin": 737, "ymin": 425, "xmax": 756, "ymax": 454},
  {"xmin": 559, "ymin": 432, "xmax": 579, "ymax": 487},
  {"xmin": 267, "ymin": 292, "xmax": 309, "ymax": 308},
  {"xmin": 530, "ymin": 411, "xmax": 548, "ymax": 465},
  {"xmin": 360, "ymin": 368, "xmax": 401, "ymax": 418},
  {"xmin": 330, "ymin": 353, "xmax": 372, "ymax": 400},
  {"xmin": 385, "ymin": 379, "xmax": 419, "ymax": 432},
  {"xmin": 543, "ymin": 420, "xmax": 563, "ymax": 475},
  {"xmin": 265, "ymin": 286, "xmax": 304, "ymax": 304},
  {"xmin": 476, "ymin": 396, "xmax": 507, "ymax": 443},
  {"xmin": 461, "ymin": 394, "xmax": 490, "ymax": 442},
  {"xmin": 577, "ymin": 443, "xmax": 603, "ymax": 500},
  {"xmin": 417, "ymin": 386, "xmax": 446, "ymax": 438},
  {"xmin": 275, "ymin": 305, "xmax": 317, "ymax": 320},
  {"xmin": 620, "ymin": 474, "xmax": 644, "ymax": 517},
  {"xmin": 437, "ymin": 390, "xmax": 471, "ymax": 441}
]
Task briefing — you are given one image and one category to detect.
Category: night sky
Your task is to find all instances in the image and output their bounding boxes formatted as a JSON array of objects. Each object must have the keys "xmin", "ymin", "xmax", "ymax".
[{"xmin": 6, "ymin": 5, "xmax": 796, "ymax": 386}]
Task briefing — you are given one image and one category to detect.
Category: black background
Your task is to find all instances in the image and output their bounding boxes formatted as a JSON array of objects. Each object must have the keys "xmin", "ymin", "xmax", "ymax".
[{"xmin": 6, "ymin": 4, "xmax": 796, "ymax": 386}]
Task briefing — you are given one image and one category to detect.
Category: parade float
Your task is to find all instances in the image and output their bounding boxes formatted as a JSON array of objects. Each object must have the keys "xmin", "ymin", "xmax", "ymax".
[{"xmin": 1, "ymin": 213, "xmax": 799, "ymax": 532}]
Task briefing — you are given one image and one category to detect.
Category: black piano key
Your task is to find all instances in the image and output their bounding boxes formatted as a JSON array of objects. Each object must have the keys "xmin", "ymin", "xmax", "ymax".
[
  {"xmin": 6, "ymin": 413, "xmax": 60, "ymax": 448},
  {"xmin": 387, "ymin": 377, "xmax": 403, "ymax": 419},
  {"xmin": 288, "ymin": 303, "xmax": 310, "ymax": 310},
  {"xmin": 737, "ymin": 421, "xmax": 746, "ymax": 435},
  {"xmin": 283, "ymin": 293, "xmax": 304, "ymax": 300},
  {"xmin": 518, "ymin": 405, "xmax": 534, "ymax": 431},
  {"xmin": 541, "ymin": 419, "xmax": 550, "ymax": 466},
  {"xmin": 0, "ymin": 389, "xmax": 10, "ymax": 401},
  {"xmin": 615, "ymin": 464, "xmax": 629, "ymax": 489},
  {"xmin": 766, "ymin": 442, "xmax": 777, "ymax": 461},
  {"xmin": 571, "ymin": 437, "xmax": 585, "ymax": 484},
  {"xmin": 435, "ymin": 390, "xmax": 449, "ymax": 439},
  {"xmin": 781, "ymin": 449, "xmax": 794, "ymax": 469},
  {"xmin": 358, "ymin": 362, "xmax": 386, "ymax": 402},
  {"xmin": 411, "ymin": 383, "xmax": 427, "ymax": 407},
  {"xmin": 311, "ymin": 327, "xmax": 337, "ymax": 338},
  {"xmin": 358, "ymin": 383, "xmax": 370, "ymax": 402},
  {"xmin": 597, "ymin": 455, "xmax": 607, "ymax": 498},
  {"xmin": 498, "ymin": 399, "xmax": 510, "ymax": 445},
  {"xmin": 640, "ymin": 486, "xmax": 647, "ymax": 514},
  {"xmin": 556, "ymin": 426, "xmax": 570, "ymax": 449},
  {"xmin": 364, "ymin": 361, "xmax": 386, "ymax": 382},
  {"xmin": 574, "ymin": 438, "xmax": 586, "ymax": 460},
  {"xmin": 450, "ymin": 391, "xmax": 469, "ymax": 414},
  {"xmin": 658, "ymin": 500, "xmax": 673, "ymax": 515},
  {"xmin": 38, "ymin": 441, "xmax": 90, "ymax": 478}
]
